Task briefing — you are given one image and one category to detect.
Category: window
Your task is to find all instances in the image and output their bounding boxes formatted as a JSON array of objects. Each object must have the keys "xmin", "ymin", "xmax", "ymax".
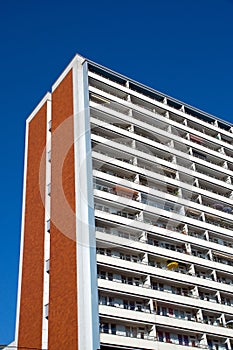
[
  {"xmin": 48, "ymin": 150, "xmax": 51, "ymax": 162},
  {"xmin": 129, "ymin": 301, "xmax": 135, "ymax": 310},
  {"xmin": 180, "ymin": 311, "xmax": 185, "ymax": 319},
  {"xmin": 47, "ymin": 183, "xmax": 51, "ymax": 196},
  {"xmin": 165, "ymin": 332, "xmax": 171, "ymax": 343},
  {"xmin": 100, "ymin": 271, "xmax": 106, "ymax": 279},
  {"xmin": 125, "ymin": 326, "xmax": 130, "ymax": 337},
  {"xmin": 184, "ymin": 335, "xmax": 189, "ymax": 346},
  {"xmin": 111, "ymin": 324, "xmax": 116, "ymax": 335},
  {"xmin": 45, "ymin": 304, "xmax": 49, "ymax": 319},
  {"xmin": 159, "ymin": 283, "xmax": 164, "ymax": 291},
  {"xmin": 101, "ymin": 296, "xmax": 107, "ymax": 305},
  {"xmin": 106, "ymin": 249, "xmax": 111, "ymax": 256},
  {"xmin": 121, "ymin": 275, "xmax": 126, "ymax": 283},
  {"xmin": 158, "ymin": 332, "xmax": 163, "ymax": 342},
  {"xmin": 46, "ymin": 259, "xmax": 50, "ymax": 273},
  {"xmin": 46, "ymin": 220, "xmax": 50, "ymax": 233},
  {"xmin": 138, "ymin": 328, "xmax": 145, "ymax": 339},
  {"xmin": 168, "ymin": 308, "xmax": 174, "ymax": 316},
  {"xmin": 190, "ymin": 336, "xmax": 196, "ymax": 347},
  {"xmin": 136, "ymin": 302, "xmax": 142, "ymax": 311},
  {"xmin": 102, "ymin": 323, "xmax": 109, "ymax": 333},
  {"xmin": 128, "ymin": 277, "xmax": 133, "ymax": 285}
]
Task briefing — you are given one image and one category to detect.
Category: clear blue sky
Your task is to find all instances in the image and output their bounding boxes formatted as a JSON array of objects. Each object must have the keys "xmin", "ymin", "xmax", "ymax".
[{"xmin": 0, "ymin": 0, "xmax": 233, "ymax": 345}]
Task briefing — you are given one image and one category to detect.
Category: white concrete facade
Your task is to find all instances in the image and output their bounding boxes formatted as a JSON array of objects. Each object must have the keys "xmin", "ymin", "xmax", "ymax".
[{"xmin": 85, "ymin": 57, "xmax": 233, "ymax": 350}]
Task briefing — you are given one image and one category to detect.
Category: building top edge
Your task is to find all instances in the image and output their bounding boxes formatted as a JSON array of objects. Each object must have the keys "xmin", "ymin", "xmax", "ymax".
[
  {"xmin": 26, "ymin": 53, "xmax": 232, "ymax": 129},
  {"xmin": 86, "ymin": 57, "xmax": 232, "ymax": 129},
  {"xmin": 26, "ymin": 92, "xmax": 51, "ymax": 123},
  {"xmin": 51, "ymin": 54, "xmax": 86, "ymax": 92}
]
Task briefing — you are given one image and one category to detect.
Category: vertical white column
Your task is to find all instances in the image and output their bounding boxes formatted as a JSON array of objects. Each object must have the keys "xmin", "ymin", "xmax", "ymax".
[
  {"xmin": 14, "ymin": 121, "xmax": 29, "ymax": 347},
  {"xmin": 41, "ymin": 97, "xmax": 52, "ymax": 349},
  {"xmin": 73, "ymin": 57, "xmax": 100, "ymax": 350}
]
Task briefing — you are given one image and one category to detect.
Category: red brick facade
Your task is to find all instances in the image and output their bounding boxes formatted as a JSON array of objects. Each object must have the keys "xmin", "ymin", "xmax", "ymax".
[
  {"xmin": 18, "ymin": 104, "xmax": 47, "ymax": 349},
  {"xmin": 48, "ymin": 70, "xmax": 78, "ymax": 349}
]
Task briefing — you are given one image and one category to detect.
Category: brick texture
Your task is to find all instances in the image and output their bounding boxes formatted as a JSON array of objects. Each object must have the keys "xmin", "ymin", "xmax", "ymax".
[
  {"xmin": 18, "ymin": 104, "xmax": 47, "ymax": 349},
  {"xmin": 48, "ymin": 70, "xmax": 78, "ymax": 349}
]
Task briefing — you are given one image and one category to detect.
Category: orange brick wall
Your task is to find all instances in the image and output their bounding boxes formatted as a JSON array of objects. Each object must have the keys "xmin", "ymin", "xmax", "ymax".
[
  {"xmin": 18, "ymin": 104, "xmax": 47, "ymax": 349},
  {"xmin": 48, "ymin": 70, "xmax": 78, "ymax": 349}
]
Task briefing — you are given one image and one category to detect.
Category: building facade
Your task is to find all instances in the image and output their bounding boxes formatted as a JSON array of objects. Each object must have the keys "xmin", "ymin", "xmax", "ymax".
[{"xmin": 14, "ymin": 54, "xmax": 233, "ymax": 350}]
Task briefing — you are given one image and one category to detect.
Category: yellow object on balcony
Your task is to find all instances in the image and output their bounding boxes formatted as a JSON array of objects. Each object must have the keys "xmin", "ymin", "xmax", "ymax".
[{"xmin": 167, "ymin": 261, "xmax": 179, "ymax": 270}]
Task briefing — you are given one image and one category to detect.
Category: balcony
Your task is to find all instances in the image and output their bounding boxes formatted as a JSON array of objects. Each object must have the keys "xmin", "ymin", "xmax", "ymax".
[
  {"xmin": 157, "ymin": 329, "xmax": 203, "ymax": 348},
  {"xmin": 99, "ymin": 296, "xmax": 151, "ymax": 314},
  {"xmin": 95, "ymin": 224, "xmax": 139, "ymax": 241},
  {"xmin": 100, "ymin": 331, "xmax": 157, "ymax": 350},
  {"xmin": 97, "ymin": 259, "xmax": 199, "ymax": 302},
  {"xmin": 89, "ymin": 77, "xmax": 233, "ymax": 158},
  {"xmin": 94, "ymin": 203, "xmax": 139, "ymax": 221},
  {"xmin": 190, "ymin": 134, "xmax": 204, "ymax": 145},
  {"xmin": 100, "ymin": 322, "xmax": 153, "ymax": 341},
  {"xmin": 100, "ymin": 323, "xmax": 209, "ymax": 349}
]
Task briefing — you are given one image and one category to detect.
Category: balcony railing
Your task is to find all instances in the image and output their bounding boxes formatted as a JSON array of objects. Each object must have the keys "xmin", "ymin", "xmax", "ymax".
[
  {"xmin": 100, "ymin": 328, "xmax": 154, "ymax": 341},
  {"xmin": 96, "ymin": 220, "xmax": 233, "ymax": 271},
  {"xmin": 99, "ymin": 301, "xmax": 151, "ymax": 314},
  {"xmin": 100, "ymin": 329, "xmax": 208, "ymax": 348},
  {"xmin": 97, "ymin": 246, "xmax": 233, "ymax": 290},
  {"xmin": 91, "ymin": 107, "xmax": 233, "ymax": 181},
  {"xmin": 93, "ymin": 147, "xmax": 233, "ymax": 203},
  {"xmin": 90, "ymin": 85, "xmax": 233, "ymax": 153}
]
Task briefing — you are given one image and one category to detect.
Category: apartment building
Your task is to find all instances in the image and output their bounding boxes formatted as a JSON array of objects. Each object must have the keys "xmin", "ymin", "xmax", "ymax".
[{"xmin": 14, "ymin": 54, "xmax": 233, "ymax": 350}]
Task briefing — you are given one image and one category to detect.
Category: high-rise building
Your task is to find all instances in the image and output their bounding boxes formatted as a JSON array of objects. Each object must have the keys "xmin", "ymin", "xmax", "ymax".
[{"xmin": 12, "ymin": 54, "xmax": 233, "ymax": 350}]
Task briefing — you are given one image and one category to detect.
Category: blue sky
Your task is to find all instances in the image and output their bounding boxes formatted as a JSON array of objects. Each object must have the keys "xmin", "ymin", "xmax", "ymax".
[{"xmin": 0, "ymin": 0, "xmax": 233, "ymax": 345}]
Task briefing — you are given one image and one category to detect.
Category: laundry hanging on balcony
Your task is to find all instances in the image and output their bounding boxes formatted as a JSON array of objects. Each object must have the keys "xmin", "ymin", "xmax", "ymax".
[{"xmin": 113, "ymin": 185, "xmax": 139, "ymax": 200}]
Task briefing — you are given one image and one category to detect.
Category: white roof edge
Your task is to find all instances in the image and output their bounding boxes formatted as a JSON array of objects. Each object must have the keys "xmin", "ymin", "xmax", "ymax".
[
  {"xmin": 87, "ymin": 58, "xmax": 233, "ymax": 128},
  {"xmin": 26, "ymin": 92, "xmax": 52, "ymax": 123},
  {"xmin": 52, "ymin": 54, "xmax": 86, "ymax": 92},
  {"xmin": 3, "ymin": 340, "xmax": 16, "ymax": 348}
]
